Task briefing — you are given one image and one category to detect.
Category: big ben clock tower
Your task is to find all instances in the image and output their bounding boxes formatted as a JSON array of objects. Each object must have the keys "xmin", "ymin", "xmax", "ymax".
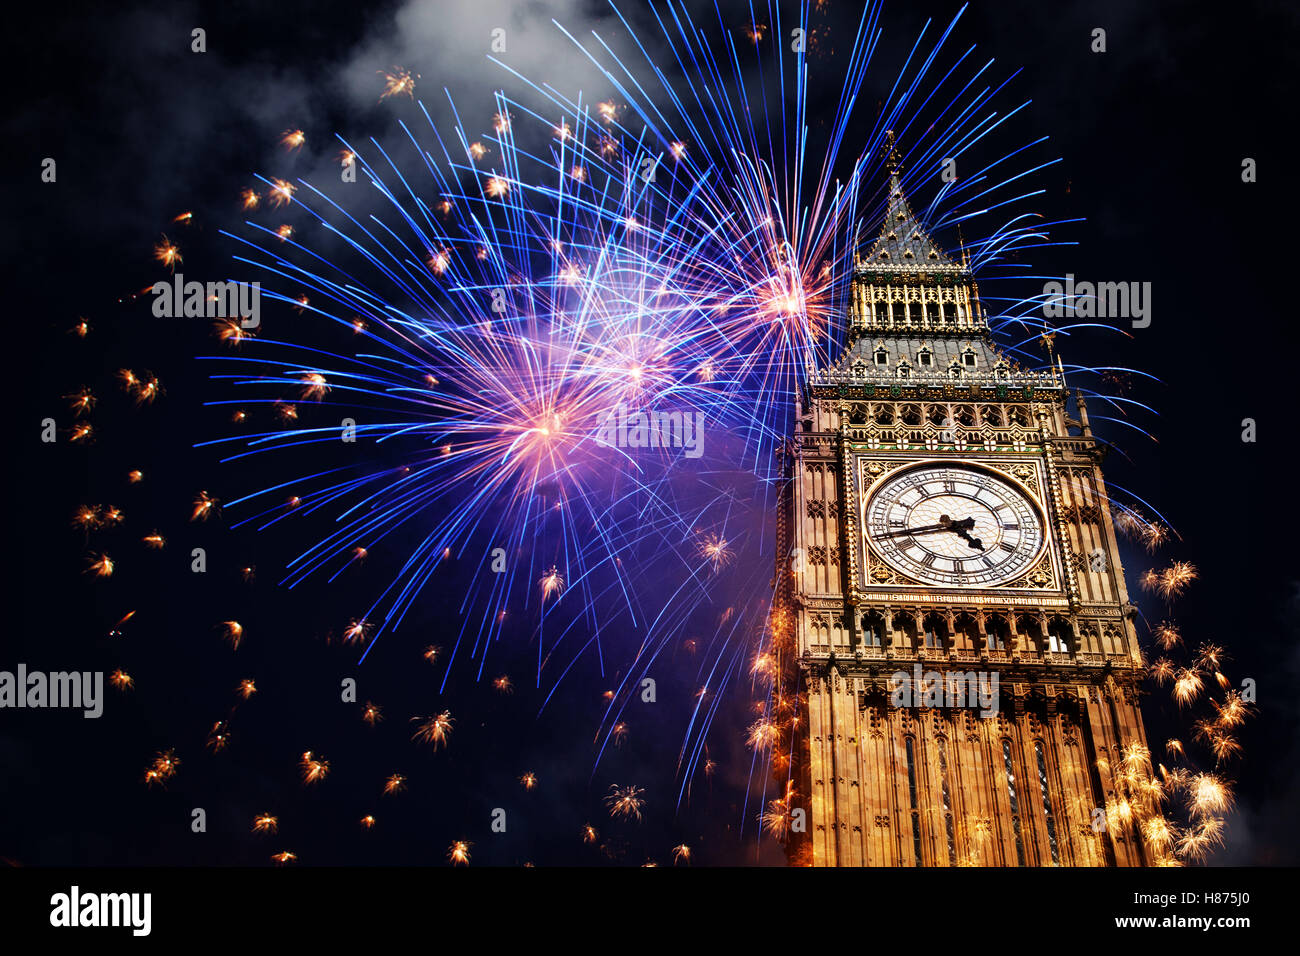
[{"xmin": 776, "ymin": 144, "xmax": 1156, "ymax": 867}]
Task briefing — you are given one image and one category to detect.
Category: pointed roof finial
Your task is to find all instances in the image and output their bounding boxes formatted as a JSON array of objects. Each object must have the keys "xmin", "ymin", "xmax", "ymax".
[{"xmin": 883, "ymin": 130, "xmax": 902, "ymax": 174}]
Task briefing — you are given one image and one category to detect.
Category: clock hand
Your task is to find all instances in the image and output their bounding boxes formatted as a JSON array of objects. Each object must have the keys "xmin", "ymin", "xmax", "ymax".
[
  {"xmin": 875, "ymin": 523, "xmax": 952, "ymax": 539},
  {"xmin": 954, "ymin": 528, "xmax": 985, "ymax": 550}
]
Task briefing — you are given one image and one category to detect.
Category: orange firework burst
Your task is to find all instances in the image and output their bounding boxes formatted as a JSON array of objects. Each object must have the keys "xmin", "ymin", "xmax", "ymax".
[
  {"xmin": 173, "ymin": 211, "xmax": 193, "ymax": 225},
  {"xmin": 1194, "ymin": 642, "xmax": 1227, "ymax": 672},
  {"xmin": 299, "ymin": 751, "xmax": 329, "ymax": 785},
  {"xmin": 268, "ymin": 178, "xmax": 296, "ymax": 207},
  {"xmin": 447, "ymin": 841, "xmax": 472, "ymax": 866},
  {"xmin": 360, "ymin": 815, "xmax": 376, "ymax": 829},
  {"xmin": 72, "ymin": 504, "xmax": 101, "ymax": 531},
  {"xmin": 271, "ymin": 851, "xmax": 296, "ymax": 866},
  {"xmin": 1158, "ymin": 561, "xmax": 1198, "ymax": 600},
  {"xmin": 206, "ymin": 721, "xmax": 230, "ymax": 752},
  {"xmin": 539, "ymin": 566, "xmax": 565, "ymax": 600},
  {"xmin": 65, "ymin": 386, "xmax": 95, "ymax": 416},
  {"xmin": 423, "ymin": 644, "xmax": 442, "ymax": 664},
  {"xmin": 672, "ymin": 844, "xmax": 691, "ymax": 865},
  {"xmin": 519, "ymin": 772, "xmax": 538, "ymax": 790},
  {"xmin": 1140, "ymin": 569, "xmax": 1161, "ymax": 592},
  {"xmin": 191, "ymin": 491, "xmax": 218, "ymax": 521},
  {"xmin": 1188, "ymin": 773, "xmax": 1231, "ymax": 816},
  {"xmin": 85, "ymin": 553, "xmax": 114, "ymax": 578},
  {"xmin": 696, "ymin": 532, "xmax": 734, "ymax": 571},
  {"xmin": 141, "ymin": 531, "xmax": 165, "ymax": 549},
  {"xmin": 252, "ymin": 813, "xmax": 278, "ymax": 834},
  {"xmin": 216, "ymin": 319, "xmax": 255, "ymax": 345},
  {"xmin": 69, "ymin": 422, "xmax": 93, "ymax": 443},
  {"xmin": 485, "ymin": 176, "xmax": 510, "ymax": 198},
  {"xmin": 604, "ymin": 784, "xmax": 645, "ymax": 821},
  {"xmin": 1172, "ymin": 668, "xmax": 1203, "ymax": 707},
  {"xmin": 746, "ymin": 718, "xmax": 779, "ymax": 750},
  {"xmin": 468, "ymin": 142, "xmax": 487, "ymax": 160},
  {"xmin": 379, "ymin": 67, "xmax": 417, "ymax": 100},
  {"xmin": 493, "ymin": 675, "xmax": 513, "ymax": 694},
  {"xmin": 343, "ymin": 618, "xmax": 371, "ymax": 644},
  {"xmin": 362, "ymin": 701, "xmax": 383, "ymax": 725},
  {"xmin": 154, "ymin": 236, "xmax": 181, "ymax": 271},
  {"xmin": 611, "ymin": 722, "xmax": 628, "ymax": 746},
  {"xmin": 109, "ymin": 669, "xmax": 133, "ymax": 691},
  {"xmin": 1150, "ymin": 658, "xmax": 1175, "ymax": 685},
  {"xmin": 237, "ymin": 679, "xmax": 258, "ymax": 699},
  {"xmin": 1153, "ymin": 622, "xmax": 1181, "ymax": 649},
  {"xmin": 384, "ymin": 773, "xmax": 406, "ymax": 795},
  {"xmin": 412, "ymin": 711, "xmax": 454, "ymax": 749},
  {"xmin": 492, "ymin": 111, "xmax": 510, "ymax": 134},
  {"xmin": 240, "ymin": 187, "xmax": 260, "ymax": 210},
  {"xmin": 143, "ymin": 749, "xmax": 180, "ymax": 787},
  {"xmin": 220, "ymin": 620, "xmax": 244, "ymax": 649},
  {"xmin": 71, "ymin": 317, "xmax": 90, "ymax": 337},
  {"xmin": 281, "ymin": 128, "xmax": 305, "ymax": 151},
  {"xmin": 670, "ymin": 141, "xmax": 687, "ymax": 159},
  {"xmin": 127, "ymin": 469, "xmax": 144, "ymax": 483},
  {"xmin": 581, "ymin": 824, "xmax": 598, "ymax": 844},
  {"xmin": 275, "ymin": 224, "xmax": 294, "ymax": 241}
]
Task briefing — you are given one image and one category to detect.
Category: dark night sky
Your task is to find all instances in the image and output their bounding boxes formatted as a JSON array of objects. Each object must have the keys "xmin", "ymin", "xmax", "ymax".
[{"xmin": 3, "ymin": 0, "xmax": 1297, "ymax": 868}]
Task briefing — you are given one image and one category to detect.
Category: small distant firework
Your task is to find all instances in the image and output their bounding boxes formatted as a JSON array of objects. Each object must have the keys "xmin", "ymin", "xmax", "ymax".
[
  {"xmin": 605, "ymin": 784, "xmax": 645, "ymax": 821},
  {"xmin": 237, "ymin": 679, "xmax": 258, "ymax": 699},
  {"xmin": 267, "ymin": 178, "xmax": 295, "ymax": 207},
  {"xmin": 127, "ymin": 469, "xmax": 144, "ymax": 483},
  {"xmin": 343, "ymin": 618, "xmax": 372, "ymax": 644},
  {"xmin": 109, "ymin": 669, "xmax": 133, "ymax": 691},
  {"xmin": 108, "ymin": 610, "xmax": 136, "ymax": 638},
  {"xmin": 539, "ymin": 566, "xmax": 565, "ymax": 601},
  {"xmin": 271, "ymin": 851, "xmax": 296, "ymax": 866},
  {"xmin": 299, "ymin": 751, "xmax": 329, "ymax": 785},
  {"xmin": 423, "ymin": 645, "xmax": 442, "ymax": 665},
  {"xmin": 65, "ymin": 386, "xmax": 94, "ymax": 416},
  {"xmin": 1157, "ymin": 561, "xmax": 1198, "ymax": 600},
  {"xmin": 696, "ymin": 532, "xmax": 733, "ymax": 572},
  {"xmin": 447, "ymin": 841, "xmax": 472, "ymax": 866},
  {"xmin": 220, "ymin": 620, "xmax": 244, "ymax": 649},
  {"xmin": 216, "ymin": 318, "xmax": 255, "ymax": 345},
  {"xmin": 519, "ymin": 772, "xmax": 538, "ymax": 790},
  {"xmin": 252, "ymin": 813, "xmax": 278, "ymax": 834},
  {"xmin": 143, "ymin": 749, "xmax": 180, "ymax": 788},
  {"xmin": 362, "ymin": 701, "xmax": 383, "ymax": 725},
  {"xmin": 672, "ymin": 844, "xmax": 691, "ymax": 865},
  {"xmin": 611, "ymin": 722, "xmax": 628, "ymax": 746},
  {"xmin": 206, "ymin": 721, "xmax": 231, "ymax": 752},
  {"xmin": 142, "ymin": 531, "xmax": 165, "ymax": 549},
  {"xmin": 153, "ymin": 236, "xmax": 181, "ymax": 271},
  {"xmin": 281, "ymin": 129, "xmax": 305, "ymax": 151},
  {"xmin": 493, "ymin": 675, "xmax": 513, "ymax": 694},
  {"xmin": 412, "ymin": 711, "xmax": 454, "ymax": 749},
  {"xmin": 85, "ymin": 553, "xmax": 114, "ymax": 578},
  {"xmin": 360, "ymin": 815, "xmax": 376, "ymax": 829},
  {"xmin": 384, "ymin": 773, "xmax": 406, "ymax": 795},
  {"xmin": 191, "ymin": 491, "xmax": 218, "ymax": 521},
  {"xmin": 379, "ymin": 67, "xmax": 417, "ymax": 101},
  {"xmin": 241, "ymin": 187, "xmax": 260, "ymax": 210},
  {"xmin": 1153, "ymin": 622, "xmax": 1181, "ymax": 649}
]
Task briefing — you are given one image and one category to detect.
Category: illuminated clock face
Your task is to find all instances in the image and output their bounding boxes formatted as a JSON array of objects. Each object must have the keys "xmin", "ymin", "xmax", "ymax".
[{"xmin": 863, "ymin": 463, "xmax": 1045, "ymax": 587}]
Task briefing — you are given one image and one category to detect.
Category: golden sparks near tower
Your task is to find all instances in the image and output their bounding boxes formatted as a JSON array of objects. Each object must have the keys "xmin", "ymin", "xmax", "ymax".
[{"xmin": 774, "ymin": 142, "xmax": 1164, "ymax": 867}]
